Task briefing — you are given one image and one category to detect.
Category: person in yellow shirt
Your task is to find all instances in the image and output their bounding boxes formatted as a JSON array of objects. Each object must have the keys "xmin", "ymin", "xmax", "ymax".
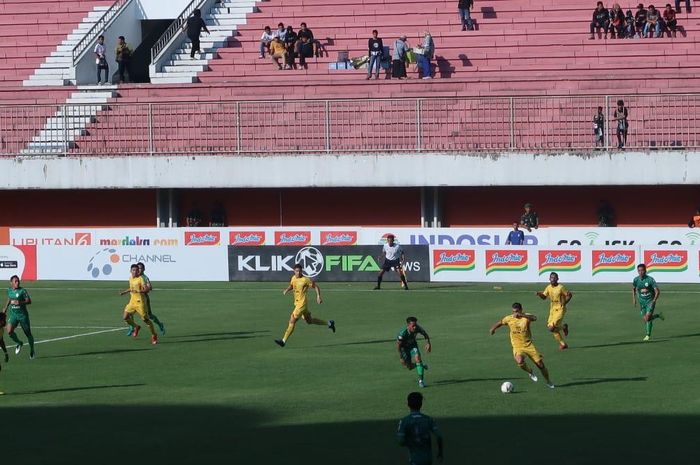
[
  {"xmin": 490, "ymin": 302, "xmax": 554, "ymax": 388},
  {"xmin": 120, "ymin": 264, "xmax": 158, "ymax": 345},
  {"xmin": 269, "ymin": 37, "xmax": 287, "ymax": 70},
  {"xmin": 536, "ymin": 272, "xmax": 573, "ymax": 350},
  {"xmin": 275, "ymin": 264, "xmax": 335, "ymax": 347}
]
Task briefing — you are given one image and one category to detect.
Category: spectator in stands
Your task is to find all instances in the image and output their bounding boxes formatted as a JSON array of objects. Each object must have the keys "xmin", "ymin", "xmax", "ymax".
[
  {"xmin": 506, "ymin": 222, "xmax": 525, "ymax": 245},
  {"xmin": 614, "ymin": 99, "xmax": 629, "ymax": 149},
  {"xmin": 687, "ymin": 207, "xmax": 700, "ymax": 227},
  {"xmin": 625, "ymin": 10, "xmax": 636, "ymax": 37},
  {"xmin": 115, "ymin": 36, "xmax": 132, "ymax": 84},
  {"xmin": 645, "ymin": 5, "xmax": 662, "ymax": 37},
  {"xmin": 593, "ymin": 106, "xmax": 605, "ymax": 148},
  {"xmin": 392, "ymin": 35, "xmax": 409, "ymax": 79},
  {"xmin": 186, "ymin": 8, "xmax": 210, "ymax": 59},
  {"xmin": 663, "ymin": 4, "xmax": 678, "ymax": 37},
  {"xmin": 186, "ymin": 205, "xmax": 203, "ymax": 227},
  {"xmin": 416, "ymin": 31, "xmax": 435, "ymax": 79},
  {"xmin": 597, "ymin": 200, "xmax": 616, "ymax": 226},
  {"xmin": 298, "ymin": 23, "xmax": 321, "ymax": 57},
  {"xmin": 94, "ymin": 35, "xmax": 109, "ymax": 85},
  {"xmin": 274, "ymin": 22, "xmax": 287, "ymax": 41},
  {"xmin": 520, "ymin": 203, "xmax": 539, "ymax": 232},
  {"xmin": 210, "ymin": 203, "xmax": 226, "ymax": 227},
  {"xmin": 635, "ymin": 4, "xmax": 648, "ymax": 37},
  {"xmin": 270, "ymin": 37, "xmax": 287, "ymax": 70},
  {"xmin": 296, "ymin": 35, "xmax": 315, "ymax": 70},
  {"xmin": 284, "ymin": 26, "xmax": 298, "ymax": 69},
  {"xmin": 259, "ymin": 26, "xmax": 275, "ymax": 58},
  {"xmin": 609, "ymin": 4, "xmax": 626, "ymax": 38},
  {"xmin": 458, "ymin": 0, "xmax": 475, "ymax": 31},
  {"xmin": 367, "ymin": 30, "xmax": 384, "ymax": 80},
  {"xmin": 590, "ymin": 2, "xmax": 610, "ymax": 39},
  {"xmin": 675, "ymin": 0, "xmax": 691, "ymax": 13}
]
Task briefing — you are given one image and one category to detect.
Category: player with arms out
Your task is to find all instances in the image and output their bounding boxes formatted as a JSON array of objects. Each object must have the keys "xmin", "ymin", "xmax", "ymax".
[
  {"xmin": 397, "ymin": 392, "xmax": 444, "ymax": 465},
  {"xmin": 129, "ymin": 262, "xmax": 165, "ymax": 337},
  {"xmin": 275, "ymin": 264, "xmax": 335, "ymax": 347},
  {"xmin": 490, "ymin": 302, "xmax": 554, "ymax": 388},
  {"xmin": 632, "ymin": 263, "xmax": 663, "ymax": 341},
  {"xmin": 120, "ymin": 264, "xmax": 158, "ymax": 345},
  {"xmin": 375, "ymin": 234, "xmax": 409, "ymax": 290},
  {"xmin": 397, "ymin": 317, "xmax": 431, "ymax": 388},
  {"xmin": 536, "ymin": 272, "xmax": 573, "ymax": 350},
  {"xmin": 4, "ymin": 275, "xmax": 35, "ymax": 359}
]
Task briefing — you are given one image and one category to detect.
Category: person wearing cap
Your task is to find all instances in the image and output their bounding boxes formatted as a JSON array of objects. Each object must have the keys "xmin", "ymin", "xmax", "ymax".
[
  {"xmin": 375, "ymin": 234, "xmax": 409, "ymax": 290},
  {"xmin": 520, "ymin": 203, "xmax": 539, "ymax": 232},
  {"xmin": 391, "ymin": 35, "xmax": 409, "ymax": 79}
]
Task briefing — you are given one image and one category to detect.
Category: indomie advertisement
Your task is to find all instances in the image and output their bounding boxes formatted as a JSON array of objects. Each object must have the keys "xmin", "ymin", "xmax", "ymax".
[{"xmin": 538, "ymin": 250, "xmax": 582, "ymax": 275}]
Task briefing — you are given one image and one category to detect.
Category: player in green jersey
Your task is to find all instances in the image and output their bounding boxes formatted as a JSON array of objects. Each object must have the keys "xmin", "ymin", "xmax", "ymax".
[
  {"xmin": 397, "ymin": 317, "xmax": 431, "ymax": 388},
  {"xmin": 3, "ymin": 275, "xmax": 35, "ymax": 359},
  {"xmin": 127, "ymin": 263, "xmax": 165, "ymax": 337},
  {"xmin": 397, "ymin": 392, "xmax": 444, "ymax": 465},
  {"xmin": 632, "ymin": 264, "xmax": 663, "ymax": 341}
]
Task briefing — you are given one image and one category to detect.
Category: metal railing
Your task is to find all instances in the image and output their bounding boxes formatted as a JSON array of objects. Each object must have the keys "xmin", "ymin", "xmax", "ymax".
[
  {"xmin": 72, "ymin": 0, "xmax": 133, "ymax": 64},
  {"xmin": 2, "ymin": 94, "xmax": 700, "ymax": 156},
  {"xmin": 151, "ymin": 0, "xmax": 208, "ymax": 64}
]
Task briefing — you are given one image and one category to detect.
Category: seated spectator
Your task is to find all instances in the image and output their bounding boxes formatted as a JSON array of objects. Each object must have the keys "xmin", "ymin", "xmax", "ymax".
[
  {"xmin": 269, "ymin": 37, "xmax": 286, "ymax": 70},
  {"xmin": 186, "ymin": 206, "xmax": 203, "ymax": 227},
  {"xmin": 688, "ymin": 207, "xmax": 700, "ymax": 228},
  {"xmin": 635, "ymin": 4, "xmax": 648, "ymax": 37},
  {"xmin": 663, "ymin": 4, "xmax": 677, "ymax": 37},
  {"xmin": 520, "ymin": 203, "xmax": 539, "ymax": 232},
  {"xmin": 505, "ymin": 222, "xmax": 525, "ymax": 245},
  {"xmin": 597, "ymin": 200, "xmax": 616, "ymax": 227},
  {"xmin": 391, "ymin": 35, "xmax": 409, "ymax": 79},
  {"xmin": 590, "ymin": 2, "xmax": 610, "ymax": 39},
  {"xmin": 283, "ymin": 25, "xmax": 298, "ymax": 69},
  {"xmin": 675, "ymin": 0, "xmax": 691, "ymax": 13},
  {"xmin": 417, "ymin": 31, "xmax": 435, "ymax": 79},
  {"xmin": 298, "ymin": 23, "xmax": 321, "ymax": 57},
  {"xmin": 296, "ymin": 35, "xmax": 315, "ymax": 69},
  {"xmin": 259, "ymin": 26, "xmax": 274, "ymax": 59},
  {"xmin": 609, "ymin": 4, "xmax": 626, "ymax": 38},
  {"xmin": 625, "ymin": 10, "xmax": 636, "ymax": 37},
  {"xmin": 274, "ymin": 22, "xmax": 286, "ymax": 41},
  {"xmin": 645, "ymin": 5, "xmax": 662, "ymax": 37}
]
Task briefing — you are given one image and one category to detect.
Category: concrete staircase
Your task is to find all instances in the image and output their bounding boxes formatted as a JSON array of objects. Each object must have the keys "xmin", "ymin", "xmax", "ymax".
[{"xmin": 23, "ymin": 6, "xmax": 111, "ymax": 87}]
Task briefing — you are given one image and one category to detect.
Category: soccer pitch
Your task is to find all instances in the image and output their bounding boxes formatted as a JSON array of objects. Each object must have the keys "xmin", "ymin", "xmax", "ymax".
[{"xmin": 2, "ymin": 281, "xmax": 699, "ymax": 465}]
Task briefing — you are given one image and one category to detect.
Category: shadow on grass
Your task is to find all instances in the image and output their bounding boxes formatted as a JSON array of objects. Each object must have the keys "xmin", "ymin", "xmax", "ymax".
[
  {"xmin": 313, "ymin": 339, "xmax": 394, "ymax": 348},
  {"xmin": 176, "ymin": 331, "xmax": 270, "ymax": 338},
  {"xmin": 669, "ymin": 332, "xmax": 700, "ymax": 339},
  {"xmin": 41, "ymin": 348, "xmax": 152, "ymax": 359},
  {"xmin": 10, "ymin": 383, "xmax": 146, "ymax": 396},
  {"xmin": 1, "ymin": 406, "xmax": 698, "ymax": 465},
  {"xmin": 162, "ymin": 332, "xmax": 269, "ymax": 345},
  {"xmin": 575, "ymin": 340, "xmax": 669, "ymax": 349},
  {"xmin": 432, "ymin": 377, "xmax": 506, "ymax": 386},
  {"xmin": 557, "ymin": 376, "xmax": 648, "ymax": 388}
]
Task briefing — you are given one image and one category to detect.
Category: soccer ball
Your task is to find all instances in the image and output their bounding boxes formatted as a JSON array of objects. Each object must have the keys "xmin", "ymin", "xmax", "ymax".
[{"xmin": 500, "ymin": 381, "xmax": 514, "ymax": 394}]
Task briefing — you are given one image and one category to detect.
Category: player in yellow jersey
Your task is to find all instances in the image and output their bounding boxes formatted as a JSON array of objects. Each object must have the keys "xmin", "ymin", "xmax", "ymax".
[
  {"xmin": 536, "ymin": 272, "xmax": 573, "ymax": 350},
  {"xmin": 275, "ymin": 264, "xmax": 335, "ymax": 347},
  {"xmin": 490, "ymin": 302, "xmax": 555, "ymax": 388},
  {"xmin": 119, "ymin": 264, "xmax": 158, "ymax": 345}
]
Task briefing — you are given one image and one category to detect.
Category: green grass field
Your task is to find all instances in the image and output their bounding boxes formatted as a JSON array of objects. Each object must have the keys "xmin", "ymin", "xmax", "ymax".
[{"xmin": 1, "ymin": 281, "xmax": 699, "ymax": 465}]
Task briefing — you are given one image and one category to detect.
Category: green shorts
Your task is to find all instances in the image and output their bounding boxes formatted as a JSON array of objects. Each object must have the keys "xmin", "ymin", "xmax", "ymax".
[
  {"xmin": 400, "ymin": 346, "xmax": 421, "ymax": 364},
  {"xmin": 639, "ymin": 299, "xmax": 655, "ymax": 316},
  {"xmin": 7, "ymin": 308, "xmax": 31, "ymax": 330}
]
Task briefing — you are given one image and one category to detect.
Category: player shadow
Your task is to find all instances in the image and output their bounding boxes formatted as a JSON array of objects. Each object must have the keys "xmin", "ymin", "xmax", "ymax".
[
  {"xmin": 557, "ymin": 377, "xmax": 647, "ymax": 388},
  {"xmin": 41, "ymin": 348, "xmax": 152, "ymax": 359},
  {"xmin": 433, "ymin": 377, "xmax": 508, "ymax": 386},
  {"xmin": 163, "ymin": 331, "xmax": 270, "ymax": 345},
  {"xmin": 668, "ymin": 332, "xmax": 700, "ymax": 339},
  {"xmin": 9, "ymin": 383, "xmax": 146, "ymax": 396},
  {"xmin": 179, "ymin": 330, "xmax": 269, "ymax": 338},
  {"xmin": 574, "ymin": 340, "xmax": 668, "ymax": 349},
  {"xmin": 312, "ymin": 339, "xmax": 394, "ymax": 348}
]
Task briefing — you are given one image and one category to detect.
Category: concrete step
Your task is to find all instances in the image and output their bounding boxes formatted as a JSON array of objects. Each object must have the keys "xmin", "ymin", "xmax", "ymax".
[
  {"xmin": 162, "ymin": 64, "xmax": 208, "ymax": 72},
  {"xmin": 150, "ymin": 75, "xmax": 199, "ymax": 84},
  {"xmin": 23, "ymin": 77, "xmax": 69, "ymax": 86}
]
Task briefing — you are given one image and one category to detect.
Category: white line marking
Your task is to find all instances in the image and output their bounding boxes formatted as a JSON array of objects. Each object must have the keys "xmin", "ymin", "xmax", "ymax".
[
  {"xmin": 7, "ymin": 327, "xmax": 124, "ymax": 348},
  {"xmin": 33, "ymin": 326, "xmax": 120, "ymax": 330}
]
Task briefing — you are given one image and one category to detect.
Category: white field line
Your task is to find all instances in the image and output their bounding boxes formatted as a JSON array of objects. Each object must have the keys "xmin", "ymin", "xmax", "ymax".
[
  {"xmin": 7, "ymin": 327, "xmax": 124, "ymax": 348},
  {"xmin": 33, "ymin": 326, "xmax": 121, "ymax": 330}
]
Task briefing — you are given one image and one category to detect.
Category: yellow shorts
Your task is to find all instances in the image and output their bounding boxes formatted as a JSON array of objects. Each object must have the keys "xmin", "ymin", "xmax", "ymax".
[
  {"xmin": 547, "ymin": 308, "xmax": 566, "ymax": 328},
  {"xmin": 124, "ymin": 301, "xmax": 148, "ymax": 320},
  {"xmin": 291, "ymin": 304, "xmax": 310, "ymax": 319},
  {"xmin": 513, "ymin": 344, "xmax": 543, "ymax": 364}
]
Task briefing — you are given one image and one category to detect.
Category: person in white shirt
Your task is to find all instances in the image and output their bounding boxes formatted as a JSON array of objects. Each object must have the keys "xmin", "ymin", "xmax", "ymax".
[
  {"xmin": 259, "ymin": 26, "xmax": 275, "ymax": 58},
  {"xmin": 375, "ymin": 234, "xmax": 409, "ymax": 290},
  {"xmin": 94, "ymin": 35, "xmax": 109, "ymax": 85},
  {"xmin": 274, "ymin": 22, "xmax": 287, "ymax": 41}
]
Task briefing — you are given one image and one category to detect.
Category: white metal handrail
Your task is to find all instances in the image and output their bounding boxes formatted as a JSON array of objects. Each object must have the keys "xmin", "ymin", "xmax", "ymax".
[{"xmin": 72, "ymin": 0, "xmax": 133, "ymax": 64}]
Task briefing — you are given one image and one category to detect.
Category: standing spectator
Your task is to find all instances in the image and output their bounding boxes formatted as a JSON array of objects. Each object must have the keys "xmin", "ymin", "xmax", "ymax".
[
  {"xmin": 597, "ymin": 200, "xmax": 616, "ymax": 226},
  {"xmin": 392, "ymin": 35, "xmax": 409, "ymax": 79},
  {"xmin": 283, "ymin": 25, "xmax": 298, "ymax": 69},
  {"xmin": 675, "ymin": 0, "xmax": 691, "ymax": 13},
  {"xmin": 458, "ymin": 0, "xmax": 475, "ymax": 31},
  {"xmin": 397, "ymin": 392, "xmax": 444, "ymax": 465},
  {"xmin": 593, "ymin": 106, "xmax": 605, "ymax": 148},
  {"xmin": 520, "ymin": 203, "xmax": 539, "ymax": 232},
  {"xmin": 269, "ymin": 37, "xmax": 286, "ymax": 70},
  {"xmin": 210, "ymin": 203, "xmax": 226, "ymax": 227},
  {"xmin": 94, "ymin": 35, "xmax": 109, "ymax": 85},
  {"xmin": 589, "ymin": 2, "xmax": 610, "ymax": 39},
  {"xmin": 114, "ymin": 36, "xmax": 132, "ymax": 84},
  {"xmin": 296, "ymin": 35, "xmax": 314, "ymax": 70},
  {"xmin": 186, "ymin": 8, "xmax": 209, "ymax": 59},
  {"xmin": 614, "ymin": 99, "xmax": 629, "ymax": 149},
  {"xmin": 687, "ymin": 207, "xmax": 700, "ymax": 228},
  {"xmin": 274, "ymin": 22, "xmax": 286, "ymax": 41},
  {"xmin": 635, "ymin": 3, "xmax": 648, "ymax": 37},
  {"xmin": 506, "ymin": 222, "xmax": 525, "ymax": 245},
  {"xmin": 609, "ymin": 4, "xmax": 626, "ymax": 38},
  {"xmin": 625, "ymin": 10, "xmax": 636, "ymax": 37},
  {"xmin": 367, "ymin": 30, "xmax": 384, "ymax": 80},
  {"xmin": 259, "ymin": 26, "xmax": 274, "ymax": 58},
  {"xmin": 663, "ymin": 4, "xmax": 677, "ymax": 37},
  {"xmin": 645, "ymin": 5, "xmax": 662, "ymax": 37},
  {"xmin": 186, "ymin": 205, "xmax": 203, "ymax": 227},
  {"xmin": 298, "ymin": 23, "xmax": 321, "ymax": 57},
  {"xmin": 416, "ymin": 31, "xmax": 435, "ymax": 79}
]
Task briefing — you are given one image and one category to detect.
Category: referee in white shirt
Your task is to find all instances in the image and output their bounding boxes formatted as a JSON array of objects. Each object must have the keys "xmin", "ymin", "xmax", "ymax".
[{"xmin": 375, "ymin": 234, "xmax": 409, "ymax": 290}]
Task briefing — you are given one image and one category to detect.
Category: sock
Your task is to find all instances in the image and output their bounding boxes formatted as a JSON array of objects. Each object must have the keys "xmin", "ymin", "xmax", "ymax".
[
  {"xmin": 400, "ymin": 274, "xmax": 408, "ymax": 288},
  {"xmin": 376, "ymin": 276, "xmax": 383, "ymax": 288},
  {"xmin": 310, "ymin": 318, "xmax": 327, "ymax": 326},
  {"xmin": 552, "ymin": 330, "xmax": 565, "ymax": 345},
  {"xmin": 539, "ymin": 365, "xmax": 552, "ymax": 384},
  {"xmin": 150, "ymin": 313, "xmax": 163, "ymax": 327},
  {"xmin": 416, "ymin": 362, "xmax": 425, "ymax": 380},
  {"xmin": 645, "ymin": 320, "xmax": 653, "ymax": 336},
  {"xmin": 518, "ymin": 362, "xmax": 532, "ymax": 375},
  {"xmin": 0, "ymin": 338, "xmax": 6, "ymax": 354},
  {"xmin": 8, "ymin": 332, "xmax": 22, "ymax": 345},
  {"xmin": 26, "ymin": 333, "xmax": 35, "ymax": 353},
  {"xmin": 145, "ymin": 320, "xmax": 157, "ymax": 337},
  {"xmin": 125, "ymin": 317, "xmax": 137, "ymax": 329},
  {"xmin": 282, "ymin": 323, "xmax": 296, "ymax": 342}
]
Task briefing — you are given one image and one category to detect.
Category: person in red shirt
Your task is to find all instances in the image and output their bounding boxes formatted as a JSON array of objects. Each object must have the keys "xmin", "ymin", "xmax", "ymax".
[{"xmin": 663, "ymin": 4, "xmax": 678, "ymax": 37}]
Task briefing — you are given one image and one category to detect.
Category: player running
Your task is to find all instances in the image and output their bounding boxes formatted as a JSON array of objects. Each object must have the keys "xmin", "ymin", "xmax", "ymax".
[
  {"xmin": 397, "ymin": 392, "xmax": 444, "ymax": 465},
  {"xmin": 490, "ymin": 302, "xmax": 554, "ymax": 388},
  {"xmin": 374, "ymin": 234, "xmax": 409, "ymax": 290},
  {"xmin": 274, "ymin": 264, "xmax": 335, "ymax": 348},
  {"xmin": 536, "ymin": 272, "xmax": 573, "ymax": 350},
  {"xmin": 397, "ymin": 317, "xmax": 431, "ymax": 388},
  {"xmin": 632, "ymin": 263, "xmax": 663, "ymax": 341},
  {"xmin": 128, "ymin": 262, "xmax": 165, "ymax": 336},
  {"xmin": 120, "ymin": 264, "xmax": 158, "ymax": 345},
  {"xmin": 4, "ymin": 275, "xmax": 35, "ymax": 359}
]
